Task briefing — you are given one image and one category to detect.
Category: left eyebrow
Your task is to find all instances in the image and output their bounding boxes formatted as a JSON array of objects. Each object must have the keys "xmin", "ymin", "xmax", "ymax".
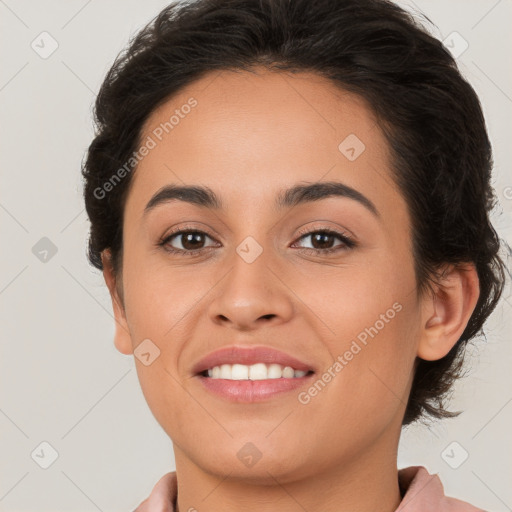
[
  {"xmin": 275, "ymin": 181, "xmax": 379, "ymax": 217},
  {"xmin": 144, "ymin": 181, "xmax": 379, "ymax": 218}
]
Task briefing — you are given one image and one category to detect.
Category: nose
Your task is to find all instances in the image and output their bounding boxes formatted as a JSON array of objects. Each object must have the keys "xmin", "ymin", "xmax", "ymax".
[{"xmin": 207, "ymin": 247, "xmax": 294, "ymax": 331}]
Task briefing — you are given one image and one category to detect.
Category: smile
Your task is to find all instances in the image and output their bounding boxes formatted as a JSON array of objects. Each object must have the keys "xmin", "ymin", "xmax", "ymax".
[{"xmin": 202, "ymin": 363, "xmax": 313, "ymax": 380}]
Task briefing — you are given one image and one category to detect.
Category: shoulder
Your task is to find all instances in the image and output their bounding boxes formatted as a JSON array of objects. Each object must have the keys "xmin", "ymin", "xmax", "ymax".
[
  {"xmin": 397, "ymin": 465, "xmax": 486, "ymax": 512},
  {"xmin": 132, "ymin": 471, "xmax": 177, "ymax": 512}
]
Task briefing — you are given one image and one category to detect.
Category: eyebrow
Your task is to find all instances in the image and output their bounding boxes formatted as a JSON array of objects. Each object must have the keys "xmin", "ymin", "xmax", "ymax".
[{"xmin": 144, "ymin": 181, "xmax": 379, "ymax": 218}]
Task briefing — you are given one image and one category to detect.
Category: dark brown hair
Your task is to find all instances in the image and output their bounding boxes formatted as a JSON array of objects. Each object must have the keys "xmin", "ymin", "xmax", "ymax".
[{"xmin": 82, "ymin": 0, "xmax": 507, "ymax": 425}]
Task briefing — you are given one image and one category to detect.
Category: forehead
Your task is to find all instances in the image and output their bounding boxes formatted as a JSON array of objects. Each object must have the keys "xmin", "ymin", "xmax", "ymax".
[{"xmin": 125, "ymin": 67, "xmax": 401, "ymax": 218}]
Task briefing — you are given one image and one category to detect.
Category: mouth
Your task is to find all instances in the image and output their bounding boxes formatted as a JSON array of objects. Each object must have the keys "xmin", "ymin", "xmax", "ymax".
[
  {"xmin": 192, "ymin": 345, "xmax": 317, "ymax": 402},
  {"xmin": 197, "ymin": 363, "xmax": 315, "ymax": 380}
]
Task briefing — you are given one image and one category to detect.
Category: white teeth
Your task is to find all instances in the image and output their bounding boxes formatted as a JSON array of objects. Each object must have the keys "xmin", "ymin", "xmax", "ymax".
[
  {"xmin": 220, "ymin": 364, "xmax": 232, "ymax": 379},
  {"xmin": 203, "ymin": 363, "xmax": 310, "ymax": 380},
  {"xmin": 282, "ymin": 366, "xmax": 295, "ymax": 378},
  {"xmin": 231, "ymin": 364, "xmax": 248, "ymax": 380},
  {"xmin": 267, "ymin": 363, "xmax": 283, "ymax": 379},
  {"xmin": 249, "ymin": 363, "xmax": 267, "ymax": 380}
]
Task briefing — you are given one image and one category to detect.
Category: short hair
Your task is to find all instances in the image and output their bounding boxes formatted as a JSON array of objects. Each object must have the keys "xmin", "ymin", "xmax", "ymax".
[{"xmin": 82, "ymin": 0, "xmax": 507, "ymax": 426}]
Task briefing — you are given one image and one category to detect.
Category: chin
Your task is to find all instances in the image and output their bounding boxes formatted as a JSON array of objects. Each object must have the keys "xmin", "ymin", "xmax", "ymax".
[{"xmin": 185, "ymin": 440, "xmax": 312, "ymax": 484}]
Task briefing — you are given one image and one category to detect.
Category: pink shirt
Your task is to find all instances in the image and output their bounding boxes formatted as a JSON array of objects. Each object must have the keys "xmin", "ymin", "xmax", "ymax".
[{"xmin": 133, "ymin": 465, "xmax": 485, "ymax": 511}]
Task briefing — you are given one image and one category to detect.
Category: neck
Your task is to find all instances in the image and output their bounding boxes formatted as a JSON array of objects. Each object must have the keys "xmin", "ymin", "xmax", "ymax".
[{"xmin": 173, "ymin": 431, "xmax": 402, "ymax": 512}]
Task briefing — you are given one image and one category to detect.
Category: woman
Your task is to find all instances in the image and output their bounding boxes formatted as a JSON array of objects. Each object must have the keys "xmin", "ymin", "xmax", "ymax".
[{"xmin": 82, "ymin": 0, "xmax": 506, "ymax": 510}]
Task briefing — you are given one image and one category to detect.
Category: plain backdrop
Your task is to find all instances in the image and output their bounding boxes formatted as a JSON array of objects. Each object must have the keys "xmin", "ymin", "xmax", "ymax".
[{"xmin": 1, "ymin": 0, "xmax": 511, "ymax": 510}]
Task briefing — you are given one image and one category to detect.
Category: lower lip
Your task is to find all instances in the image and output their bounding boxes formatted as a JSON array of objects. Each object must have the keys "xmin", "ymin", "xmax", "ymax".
[{"xmin": 196, "ymin": 374, "xmax": 315, "ymax": 402}]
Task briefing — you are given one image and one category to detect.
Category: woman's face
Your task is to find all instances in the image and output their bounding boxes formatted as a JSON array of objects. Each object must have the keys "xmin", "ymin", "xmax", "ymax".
[{"xmin": 110, "ymin": 68, "xmax": 425, "ymax": 482}]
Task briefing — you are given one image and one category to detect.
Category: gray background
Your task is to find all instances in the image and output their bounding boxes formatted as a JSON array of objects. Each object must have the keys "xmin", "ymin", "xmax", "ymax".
[{"xmin": 0, "ymin": 0, "xmax": 511, "ymax": 510}]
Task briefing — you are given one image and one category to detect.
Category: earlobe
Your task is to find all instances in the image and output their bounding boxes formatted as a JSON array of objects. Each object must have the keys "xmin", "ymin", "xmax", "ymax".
[
  {"xmin": 101, "ymin": 250, "xmax": 134, "ymax": 356},
  {"xmin": 417, "ymin": 263, "xmax": 480, "ymax": 361}
]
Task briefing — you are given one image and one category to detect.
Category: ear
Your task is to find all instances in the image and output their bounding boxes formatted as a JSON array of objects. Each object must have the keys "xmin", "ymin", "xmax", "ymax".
[
  {"xmin": 101, "ymin": 250, "xmax": 133, "ymax": 355},
  {"xmin": 418, "ymin": 263, "xmax": 480, "ymax": 361}
]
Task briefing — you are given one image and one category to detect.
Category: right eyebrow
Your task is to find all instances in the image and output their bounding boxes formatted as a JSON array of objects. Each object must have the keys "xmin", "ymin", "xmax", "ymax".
[{"xmin": 144, "ymin": 184, "xmax": 222, "ymax": 215}]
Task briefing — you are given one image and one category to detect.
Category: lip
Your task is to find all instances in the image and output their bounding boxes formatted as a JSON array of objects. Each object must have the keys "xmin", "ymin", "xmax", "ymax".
[
  {"xmin": 191, "ymin": 345, "xmax": 316, "ymax": 375},
  {"xmin": 192, "ymin": 345, "xmax": 317, "ymax": 403},
  {"xmin": 197, "ymin": 373, "xmax": 316, "ymax": 402}
]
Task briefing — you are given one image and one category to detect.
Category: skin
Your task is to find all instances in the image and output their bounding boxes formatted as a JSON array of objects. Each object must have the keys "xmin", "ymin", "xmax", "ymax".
[{"xmin": 102, "ymin": 67, "xmax": 480, "ymax": 512}]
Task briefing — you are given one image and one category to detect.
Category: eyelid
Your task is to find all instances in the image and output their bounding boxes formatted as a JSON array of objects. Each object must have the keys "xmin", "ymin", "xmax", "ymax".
[
  {"xmin": 159, "ymin": 222, "xmax": 220, "ymax": 244},
  {"xmin": 292, "ymin": 225, "xmax": 357, "ymax": 251},
  {"xmin": 293, "ymin": 221, "xmax": 357, "ymax": 244}
]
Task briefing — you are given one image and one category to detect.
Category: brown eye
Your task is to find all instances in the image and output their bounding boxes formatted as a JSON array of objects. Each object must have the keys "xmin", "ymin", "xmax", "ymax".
[
  {"xmin": 293, "ymin": 229, "xmax": 356, "ymax": 254},
  {"xmin": 308, "ymin": 232, "xmax": 337, "ymax": 250},
  {"xmin": 161, "ymin": 230, "xmax": 218, "ymax": 254}
]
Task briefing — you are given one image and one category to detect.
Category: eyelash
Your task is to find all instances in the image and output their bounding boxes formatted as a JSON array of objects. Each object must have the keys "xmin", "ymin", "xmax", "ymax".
[{"xmin": 158, "ymin": 225, "xmax": 357, "ymax": 257}]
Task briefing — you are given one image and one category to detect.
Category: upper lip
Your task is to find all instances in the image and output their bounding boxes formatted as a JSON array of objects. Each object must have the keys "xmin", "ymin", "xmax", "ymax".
[{"xmin": 192, "ymin": 345, "xmax": 316, "ymax": 375}]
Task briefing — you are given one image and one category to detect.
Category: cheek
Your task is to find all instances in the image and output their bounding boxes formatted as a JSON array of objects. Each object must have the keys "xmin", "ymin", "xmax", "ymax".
[
  {"xmin": 298, "ymin": 260, "xmax": 419, "ymax": 421},
  {"xmin": 293, "ymin": 308, "xmax": 418, "ymax": 463},
  {"xmin": 290, "ymin": 252, "xmax": 414, "ymax": 346},
  {"xmin": 120, "ymin": 256, "xmax": 214, "ymax": 417},
  {"xmin": 122, "ymin": 254, "xmax": 208, "ymax": 341}
]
